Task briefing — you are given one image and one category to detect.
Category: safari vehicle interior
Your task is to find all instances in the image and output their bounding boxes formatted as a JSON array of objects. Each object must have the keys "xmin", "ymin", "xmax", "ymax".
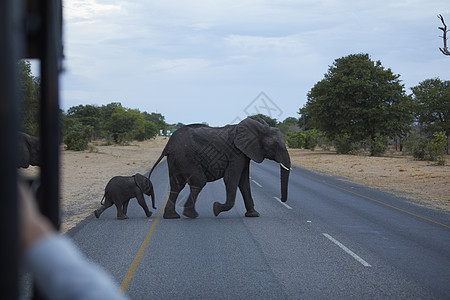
[{"xmin": 1, "ymin": 1, "xmax": 63, "ymax": 298}]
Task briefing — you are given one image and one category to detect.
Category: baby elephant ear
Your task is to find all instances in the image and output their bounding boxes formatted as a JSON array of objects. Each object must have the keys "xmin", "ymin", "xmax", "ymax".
[
  {"xmin": 134, "ymin": 173, "xmax": 149, "ymax": 193},
  {"xmin": 234, "ymin": 118, "xmax": 265, "ymax": 163}
]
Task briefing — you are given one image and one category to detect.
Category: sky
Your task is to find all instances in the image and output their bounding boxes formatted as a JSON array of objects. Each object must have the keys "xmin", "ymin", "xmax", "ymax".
[{"xmin": 53, "ymin": 0, "xmax": 450, "ymax": 126}]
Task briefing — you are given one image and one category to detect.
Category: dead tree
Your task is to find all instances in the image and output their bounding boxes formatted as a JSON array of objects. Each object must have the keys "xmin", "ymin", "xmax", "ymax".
[{"xmin": 438, "ymin": 14, "xmax": 450, "ymax": 56}]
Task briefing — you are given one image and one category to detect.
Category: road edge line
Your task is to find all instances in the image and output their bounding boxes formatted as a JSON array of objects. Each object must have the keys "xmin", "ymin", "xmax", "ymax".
[{"xmin": 300, "ymin": 172, "xmax": 450, "ymax": 229}]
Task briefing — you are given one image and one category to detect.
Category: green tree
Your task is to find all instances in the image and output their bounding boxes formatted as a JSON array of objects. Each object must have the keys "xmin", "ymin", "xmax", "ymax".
[
  {"xmin": 67, "ymin": 104, "xmax": 102, "ymax": 138},
  {"xmin": 63, "ymin": 102, "xmax": 163, "ymax": 144},
  {"xmin": 298, "ymin": 107, "xmax": 314, "ymax": 130},
  {"xmin": 426, "ymin": 131, "xmax": 447, "ymax": 165},
  {"xmin": 277, "ymin": 117, "xmax": 299, "ymax": 135},
  {"xmin": 64, "ymin": 119, "xmax": 93, "ymax": 151},
  {"xmin": 105, "ymin": 106, "xmax": 158, "ymax": 143},
  {"xmin": 302, "ymin": 53, "xmax": 414, "ymax": 156},
  {"xmin": 411, "ymin": 78, "xmax": 450, "ymax": 154},
  {"xmin": 249, "ymin": 114, "xmax": 278, "ymax": 127},
  {"xmin": 304, "ymin": 129, "xmax": 318, "ymax": 150},
  {"xmin": 143, "ymin": 112, "xmax": 167, "ymax": 134},
  {"xmin": 106, "ymin": 106, "xmax": 137, "ymax": 143},
  {"xmin": 18, "ymin": 60, "xmax": 40, "ymax": 136},
  {"xmin": 285, "ymin": 131, "xmax": 306, "ymax": 148}
]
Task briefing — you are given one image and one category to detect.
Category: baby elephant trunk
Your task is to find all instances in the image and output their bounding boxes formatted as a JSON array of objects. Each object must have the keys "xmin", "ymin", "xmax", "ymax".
[{"xmin": 147, "ymin": 186, "xmax": 156, "ymax": 209}]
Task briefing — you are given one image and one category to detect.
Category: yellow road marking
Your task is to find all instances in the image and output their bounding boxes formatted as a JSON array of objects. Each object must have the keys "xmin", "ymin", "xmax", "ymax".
[
  {"xmin": 120, "ymin": 193, "xmax": 169, "ymax": 292},
  {"xmin": 301, "ymin": 173, "xmax": 450, "ymax": 229}
]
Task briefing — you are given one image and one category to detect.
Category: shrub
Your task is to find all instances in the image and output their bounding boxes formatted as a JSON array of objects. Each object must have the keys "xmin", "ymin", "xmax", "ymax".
[
  {"xmin": 65, "ymin": 122, "xmax": 93, "ymax": 151},
  {"xmin": 116, "ymin": 132, "xmax": 132, "ymax": 145},
  {"xmin": 304, "ymin": 129, "xmax": 318, "ymax": 150},
  {"xmin": 427, "ymin": 131, "xmax": 446, "ymax": 165},
  {"xmin": 286, "ymin": 131, "xmax": 306, "ymax": 148},
  {"xmin": 318, "ymin": 135, "xmax": 332, "ymax": 151},
  {"xmin": 334, "ymin": 133, "xmax": 357, "ymax": 154},
  {"xmin": 365, "ymin": 134, "xmax": 389, "ymax": 156},
  {"xmin": 404, "ymin": 134, "xmax": 429, "ymax": 160}
]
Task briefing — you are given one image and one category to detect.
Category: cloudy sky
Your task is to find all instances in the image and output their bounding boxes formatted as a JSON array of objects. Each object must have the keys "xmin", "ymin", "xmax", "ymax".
[{"xmin": 58, "ymin": 0, "xmax": 449, "ymax": 126}]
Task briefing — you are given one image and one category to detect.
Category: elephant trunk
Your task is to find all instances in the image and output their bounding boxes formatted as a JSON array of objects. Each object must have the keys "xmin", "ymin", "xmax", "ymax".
[
  {"xmin": 278, "ymin": 152, "xmax": 290, "ymax": 203},
  {"xmin": 150, "ymin": 186, "xmax": 156, "ymax": 209}
]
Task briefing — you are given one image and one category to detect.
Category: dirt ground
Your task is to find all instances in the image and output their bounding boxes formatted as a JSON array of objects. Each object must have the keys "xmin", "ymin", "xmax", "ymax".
[
  {"xmin": 19, "ymin": 138, "xmax": 449, "ymax": 233},
  {"xmin": 289, "ymin": 148, "xmax": 449, "ymax": 212}
]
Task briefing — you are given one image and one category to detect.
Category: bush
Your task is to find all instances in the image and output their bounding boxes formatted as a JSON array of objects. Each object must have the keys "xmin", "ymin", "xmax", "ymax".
[
  {"xmin": 334, "ymin": 133, "xmax": 357, "ymax": 154},
  {"xmin": 65, "ymin": 122, "xmax": 93, "ymax": 151},
  {"xmin": 427, "ymin": 131, "xmax": 446, "ymax": 165},
  {"xmin": 318, "ymin": 135, "xmax": 332, "ymax": 151},
  {"xmin": 286, "ymin": 131, "xmax": 306, "ymax": 148},
  {"xmin": 304, "ymin": 129, "xmax": 318, "ymax": 150},
  {"xmin": 404, "ymin": 134, "xmax": 429, "ymax": 160},
  {"xmin": 285, "ymin": 130, "xmax": 319, "ymax": 150},
  {"xmin": 365, "ymin": 134, "xmax": 389, "ymax": 156}
]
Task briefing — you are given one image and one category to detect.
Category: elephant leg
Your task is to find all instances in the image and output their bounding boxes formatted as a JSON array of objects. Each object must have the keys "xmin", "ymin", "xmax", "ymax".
[
  {"xmin": 164, "ymin": 174, "xmax": 185, "ymax": 219},
  {"xmin": 183, "ymin": 173, "xmax": 206, "ymax": 218},
  {"xmin": 94, "ymin": 197, "xmax": 113, "ymax": 218},
  {"xmin": 213, "ymin": 170, "xmax": 241, "ymax": 216},
  {"xmin": 183, "ymin": 185, "xmax": 204, "ymax": 218},
  {"xmin": 238, "ymin": 162, "xmax": 259, "ymax": 217},
  {"xmin": 136, "ymin": 193, "xmax": 152, "ymax": 218}
]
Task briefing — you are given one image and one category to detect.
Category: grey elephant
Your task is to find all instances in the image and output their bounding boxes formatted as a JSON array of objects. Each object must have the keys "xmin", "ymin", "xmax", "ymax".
[
  {"xmin": 18, "ymin": 132, "xmax": 40, "ymax": 168},
  {"xmin": 94, "ymin": 173, "xmax": 156, "ymax": 220},
  {"xmin": 148, "ymin": 117, "xmax": 291, "ymax": 219}
]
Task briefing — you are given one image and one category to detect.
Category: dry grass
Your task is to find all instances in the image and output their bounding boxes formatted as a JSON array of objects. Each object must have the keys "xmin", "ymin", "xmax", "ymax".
[{"xmin": 289, "ymin": 148, "xmax": 449, "ymax": 212}]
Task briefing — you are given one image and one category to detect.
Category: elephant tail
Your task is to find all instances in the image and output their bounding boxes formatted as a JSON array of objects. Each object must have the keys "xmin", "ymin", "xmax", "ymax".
[{"xmin": 148, "ymin": 152, "xmax": 166, "ymax": 179}]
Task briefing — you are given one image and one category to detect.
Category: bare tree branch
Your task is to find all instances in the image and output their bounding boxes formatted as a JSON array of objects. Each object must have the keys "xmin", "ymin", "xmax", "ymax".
[{"xmin": 438, "ymin": 14, "xmax": 450, "ymax": 56}]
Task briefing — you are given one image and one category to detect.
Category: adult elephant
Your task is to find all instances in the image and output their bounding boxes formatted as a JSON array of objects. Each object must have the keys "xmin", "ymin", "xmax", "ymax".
[
  {"xmin": 148, "ymin": 117, "xmax": 291, "ymax": 219},
  {"xmin": 18, "ymin": 132, "xmax": 40, "ymax": 168}
]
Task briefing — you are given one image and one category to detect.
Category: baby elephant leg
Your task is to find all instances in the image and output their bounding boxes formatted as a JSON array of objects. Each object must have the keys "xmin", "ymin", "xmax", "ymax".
[
  {"xmin": 94, "ymin": 196, "xmax": 113, "ymax": 218},
  {"xmin": 136, "ymin": 193, "xmax": 152, "ymax": 218},
  {"xmin": 123, "ymin": 199, "xmax": 130, "ymax": 215},
  {"xmin": 115, "ymin": 202, "xmax": 128, "ymax": 220}
]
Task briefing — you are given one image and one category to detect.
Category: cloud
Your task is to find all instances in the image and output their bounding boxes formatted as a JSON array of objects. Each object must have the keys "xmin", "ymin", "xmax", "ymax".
[
  {"xmin": 64, "ymin": 0, "xmax": 123, "ymax": 21},
  {"xmin": 150, "ymin": 58, "xmax": 212, "ymax": 75},
  {"xmin": 189, "ymin": 23, "xmax": 213, "ymax": 31},
  {"xmin": 224, "ymin": 34, "xmax": 308, "ymax": 55},
  {"xmin": 58, "ymin": 0, "xmax": 450, "ymax": 126}
]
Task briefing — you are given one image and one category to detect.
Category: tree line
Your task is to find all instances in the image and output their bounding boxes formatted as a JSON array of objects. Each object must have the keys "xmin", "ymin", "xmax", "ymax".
[
  {"xmin": 63, "ymin": 103, "xmax": 168, "ymax": 150},
  {"xmin": 18, "ymin": 60, "xmax": 168, "ymax": 151},
  {"xmin": 19, "ymin": 56, "xmax": 449, "ymax": 163}
]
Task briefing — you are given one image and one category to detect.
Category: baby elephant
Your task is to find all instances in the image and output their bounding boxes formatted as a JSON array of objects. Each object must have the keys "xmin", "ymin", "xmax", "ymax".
[{"xmin": 94, "ymin": 173, "xmax": 156, "ymax": 220}]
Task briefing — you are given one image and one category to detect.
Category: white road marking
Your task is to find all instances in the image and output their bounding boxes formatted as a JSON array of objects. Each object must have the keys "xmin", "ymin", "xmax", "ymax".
[
  {"xmin": 274, "ymin": 197, "xmax": 293, "ymax": 209},
  {"xmin": 252, "ymin": 180, "xmax": 263, "ymax": 187},
  {"xmin": 322, "ymin": 233, "xmax": 372, "ymax": 267}
]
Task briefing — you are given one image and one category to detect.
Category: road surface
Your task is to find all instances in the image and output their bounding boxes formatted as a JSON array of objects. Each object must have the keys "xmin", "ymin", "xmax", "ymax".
[{"xmin": 67, "ymin": 159, "xmax": 450, "ymax": 299}]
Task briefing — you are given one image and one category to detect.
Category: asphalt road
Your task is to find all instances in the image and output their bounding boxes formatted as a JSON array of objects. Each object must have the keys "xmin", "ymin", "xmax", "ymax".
[{"xmin": 68, "ymin": 159, "xmax": 450, "ymax": 299}]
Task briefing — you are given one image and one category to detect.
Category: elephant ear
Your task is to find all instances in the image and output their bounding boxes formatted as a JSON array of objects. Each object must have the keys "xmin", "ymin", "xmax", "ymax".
[
  {"xmin": 134, "ymin": 173, "xmax": 149, "ymax": 194},
  {"xmin": 234, "ymin": 118, "xmax": 267, "ymax": 163}
]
